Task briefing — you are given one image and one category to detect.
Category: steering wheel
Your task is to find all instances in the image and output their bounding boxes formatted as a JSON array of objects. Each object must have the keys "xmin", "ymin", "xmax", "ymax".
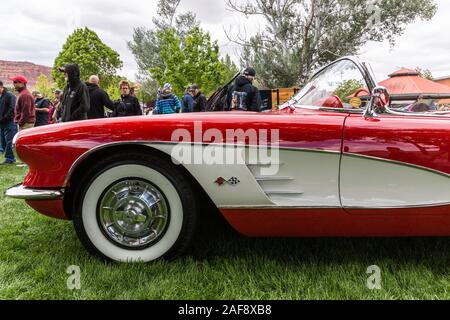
[{"xmin": 313, "ymin": 95, "xmax": 344, "ymax": 109}]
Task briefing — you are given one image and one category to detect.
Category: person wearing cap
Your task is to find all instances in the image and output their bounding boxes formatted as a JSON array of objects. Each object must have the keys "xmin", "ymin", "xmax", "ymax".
[
  {"xmin": 86, "ymin": 75, "xmax": 115, "ymax": 119},
  {"xmin": 58, "ymin": 64, "xmax": 90, "ymax": 122},
  {"xmin": 191, "ymin": 84, "xmax": 207, "ymax": 113},
  {"xmin": 0, "ymin": 80, "xmax": 18, "ymax": 165},
  {"xmin": 154, "ymin": 83, "xmax": 181, "ymax": 115},
  {"xmin": 112, "ymin": 80, "xmax": 142, "ymax": 117},
  {"xmin": 226, "ymin": 67, "xmax": 262, "ymax": 112},
  {"xmin": 10, "ymin": 75, "xmax": 36, "ymax": 131},
  {"xmin": 32, "ymin": 91, "xmax": 51, "ymax": 127},
  {"xmin": 182, "ymin": 86, "xmax": 194, "ymax": 113}
]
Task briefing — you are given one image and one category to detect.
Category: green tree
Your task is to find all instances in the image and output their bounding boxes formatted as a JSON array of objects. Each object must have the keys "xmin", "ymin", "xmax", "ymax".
[
  {"xmin": 127, "ymin": 0, "xmax": 199, "ymax": 78},
  {"xmin": 334, "ymin": 79, "xmax": 365, "ymax": 103},
  {"xmin": 150, "ymin": 27, "xmax": 237, "ymax": 98},
  {"xmin": 35, "ymin": 74, "xmax": 55, "ymax": 98},
  {"xmin": 227, "ymin": 0, "xmax": 437, "ymax": 88},
  {"xmin": 52, "ymin": 27, "xmax": 123, "ymax": 89}
]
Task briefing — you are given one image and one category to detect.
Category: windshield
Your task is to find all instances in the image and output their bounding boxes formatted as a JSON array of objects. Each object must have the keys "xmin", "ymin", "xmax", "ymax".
[{"xmin": 282, "ymin": 59, "xmax": 370, "ymax": 110}]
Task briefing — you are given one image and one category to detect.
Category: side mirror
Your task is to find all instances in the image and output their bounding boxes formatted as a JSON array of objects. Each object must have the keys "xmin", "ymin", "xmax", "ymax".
[{"xmin": 364, "ymin": 86, "xmax": 390, "ymax": 118}]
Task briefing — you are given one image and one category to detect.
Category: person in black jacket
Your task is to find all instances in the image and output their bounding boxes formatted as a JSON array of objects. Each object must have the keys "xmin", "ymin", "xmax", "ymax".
[
  {"xmin": 33, "ymin": 91, "xmax": 51, "ymax": 127},
  {"xmin": 226, "ymin": 67, "xmax": 262, "ymax": 112},
  {"xmin": 86, "ymin": 75, "xmax": 115, "ymax": 119},
  {"xmin": 0, "ymin": 81, "xmax": 18, "ymax": 164},
  {"xmin": 113, "ymin": 80, "xmax": 143, "ymax": 117},
  {"xmin": 191, "ymin": 85, "xmax": 207, "ymax": 112},
  {"xmin": 59, "ymin": 64, "xmax": 90, "ymax": 122}
]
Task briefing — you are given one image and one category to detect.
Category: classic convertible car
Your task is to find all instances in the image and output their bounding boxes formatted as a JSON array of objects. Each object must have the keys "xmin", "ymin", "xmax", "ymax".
[{"xmin": 6, "ymin": 56, "xmax": 450, "ymax": 263}]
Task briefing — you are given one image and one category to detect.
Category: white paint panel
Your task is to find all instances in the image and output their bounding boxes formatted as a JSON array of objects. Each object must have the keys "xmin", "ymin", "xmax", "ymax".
[
  {"xmin": 147, "ymin": 144, "xmax": 274, "ymax": 207},
  {"xmin": 147, "ymin": 144, "xmax": 341, "ymax": 208},
  {"xmin": 249, "ymin": 149, "xmax": 341, "ymax": 207},
  {"xmin": 341, "ymin": 155, "xmax": 450, "ymax": 208}
]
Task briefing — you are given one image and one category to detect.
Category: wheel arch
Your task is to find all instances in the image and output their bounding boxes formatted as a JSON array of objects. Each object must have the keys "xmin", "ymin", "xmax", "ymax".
[{"xmin": 63, "ymin": 143, "xmax": 217, "ymax": 219}]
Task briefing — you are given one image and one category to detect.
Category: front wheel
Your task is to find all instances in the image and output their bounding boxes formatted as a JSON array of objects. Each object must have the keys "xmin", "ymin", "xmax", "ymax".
[{"xmin": 73, "ymin": 152, "xmax": 197, "ymax": 262}]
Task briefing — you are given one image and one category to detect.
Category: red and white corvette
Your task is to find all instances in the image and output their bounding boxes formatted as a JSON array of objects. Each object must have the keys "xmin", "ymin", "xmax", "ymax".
[{"xmin": 6, "ymin": 57, "xmax": 450, "ymax": 262}]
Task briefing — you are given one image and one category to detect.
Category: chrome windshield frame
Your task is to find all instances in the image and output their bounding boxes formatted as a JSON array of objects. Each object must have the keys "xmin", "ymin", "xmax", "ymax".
[{"xmin": 280, "ymin": 56, "xmax": 377, "ymax": 111}]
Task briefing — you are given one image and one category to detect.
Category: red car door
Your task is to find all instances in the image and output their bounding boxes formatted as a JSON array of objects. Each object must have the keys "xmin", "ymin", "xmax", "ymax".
[{"xmin": 342, "ymin": 113, "xmax": 450, "ymax": 214}]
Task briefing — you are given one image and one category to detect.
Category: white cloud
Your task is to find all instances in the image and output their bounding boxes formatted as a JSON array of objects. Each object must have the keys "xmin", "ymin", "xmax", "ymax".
[{"xmin": 0, "ymin": 0, "xmax": 449, "ymax": 83}]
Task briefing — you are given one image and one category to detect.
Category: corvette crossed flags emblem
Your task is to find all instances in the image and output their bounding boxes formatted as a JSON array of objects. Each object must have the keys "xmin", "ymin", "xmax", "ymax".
[{"xmin": 215, "ymin": 177, "xmax": 241, "ymax": 186}]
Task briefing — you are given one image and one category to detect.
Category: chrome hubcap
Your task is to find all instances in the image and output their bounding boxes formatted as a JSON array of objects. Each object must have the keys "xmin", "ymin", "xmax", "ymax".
[{"xmin": 98, "ymin": 180, "xmax": 169, "ymax": 248}]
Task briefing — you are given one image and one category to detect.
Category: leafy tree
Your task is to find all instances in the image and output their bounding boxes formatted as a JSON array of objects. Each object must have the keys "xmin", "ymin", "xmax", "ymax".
[
  {"xmin": 334, "ymin": 79, "xmax": 365, "ymax": 103},
  {"xmin": 222, "ymin": 54, "xmax": 240, "ymax": 81},
  {"xmin": 227, "ymin": 0, "xmax": 437, "ymax": 88},
  {"xmin": 150, "ymin": 27, "xmax": 237, "ymax": 98},
  {"xmin": 127, "ymin": 0, "xmax": 199, "ymax": 78},
  {"xmin": 52, "ymin": 27, "xmax": 123, "ymax": 89},
  {"xmin": 35, "ymin": 74, "xmax": 55, "ymax": 98}
]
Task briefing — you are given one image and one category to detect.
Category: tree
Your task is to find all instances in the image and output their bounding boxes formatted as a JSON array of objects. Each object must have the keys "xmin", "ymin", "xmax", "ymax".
[
  {"xmin": 334, "ymin": 79, "xmax": 365, "ymax": 103},
  {"xmin": 416, "ymin": 67, "xmax": 434, "ymax": 80},
  {"xmin": 127, "ymin": 0, "xmax": 199, "ymax": 78},
  {"xmin": 35, "ymin": 74, "xmax": 55, "ymax": 98},
  {"xmin": 150, "ymin": 27, "xmax": 238, "ymax": 98},
  {"xmin": 52, "ymin": 27, "xmax": 123, "ymax": 89},
  {"xmin": 222, "ymin": 54, "xmax": 240, "ymax": 81},
  {"xmin": 227, "ymin": 0, "xmax": 437, "ymax": 88}
]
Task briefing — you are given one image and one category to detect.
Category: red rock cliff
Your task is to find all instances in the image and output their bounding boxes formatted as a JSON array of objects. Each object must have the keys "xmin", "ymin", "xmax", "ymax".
[{"xmin": 0, "ymin": 60, "xmax": 52, "ymax": 89}]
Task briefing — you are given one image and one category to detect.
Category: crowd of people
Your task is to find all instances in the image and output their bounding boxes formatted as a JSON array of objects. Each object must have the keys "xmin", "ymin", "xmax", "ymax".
[{"xmin": 0, "ymin": 64, "xmax": 262, "ymax": 165}]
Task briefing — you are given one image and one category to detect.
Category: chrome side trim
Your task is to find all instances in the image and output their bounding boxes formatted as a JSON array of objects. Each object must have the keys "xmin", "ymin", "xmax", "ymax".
[
  {"xmin": 384, "ymin": 107, "xmax": 450, "ymax": 118},
  {"xmin": 344, "ymin": 202, "xmax": 450, "ymax": 210},
  {"xmin": 255, "ymin": 176, "xmax": 294, "ymax": 182},
  {"xmin": 219, "ymin": 203, "xmax": 450, "ymax": 210},
  {"xmin": 265, "ymin": 191, "xmax": 304, "ymax": 195},
  {"xmin": 219, "ymin": 205, "xmax": 341, "ymax": 210},
  {"xmin": 343, "ymin": 153, "xmax": 450, "ymax": 179},
  {"xmin": 5, "ymin": 184, "xmax": 64, "ymax": 200}
]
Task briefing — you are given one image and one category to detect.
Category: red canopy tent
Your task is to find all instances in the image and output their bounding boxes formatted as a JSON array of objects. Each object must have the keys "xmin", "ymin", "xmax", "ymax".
[{"xmin": 379, "ymin": 68, "xmax": 450, "ymax": 104}]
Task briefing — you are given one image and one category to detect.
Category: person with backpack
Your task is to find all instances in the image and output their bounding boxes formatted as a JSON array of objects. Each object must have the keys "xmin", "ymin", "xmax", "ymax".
[
  {"xmin": 155, "ymin": 83, "xmax": 181, "ymax": 115},
  {"xmin": 226, "ymin": 67, "xmax": 262, "ymax": 112},
  {"xmin": 112, "ymin": 80, "xmax": 143, "ymax": 117}
]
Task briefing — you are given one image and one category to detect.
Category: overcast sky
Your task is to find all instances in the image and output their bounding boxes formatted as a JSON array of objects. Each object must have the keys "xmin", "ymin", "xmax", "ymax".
[{"xmin": 1, "ymin": 0, "xmax": 449, "ymax": 83}]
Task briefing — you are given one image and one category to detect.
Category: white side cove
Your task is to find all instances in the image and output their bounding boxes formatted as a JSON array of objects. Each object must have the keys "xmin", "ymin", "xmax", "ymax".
[
  {"xmin": 147, "ymin": 144, "xmax": 342, "ymax": 208},
  {"xmin": 340, "ymin": 154, "xmax": 450, "ymax": 208}
]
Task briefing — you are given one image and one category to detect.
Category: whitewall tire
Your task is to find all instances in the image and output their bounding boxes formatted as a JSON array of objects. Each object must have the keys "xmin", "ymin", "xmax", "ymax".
[{"xmin": 73, "ymin": 152, "xmax": 197, "ymax": 262}]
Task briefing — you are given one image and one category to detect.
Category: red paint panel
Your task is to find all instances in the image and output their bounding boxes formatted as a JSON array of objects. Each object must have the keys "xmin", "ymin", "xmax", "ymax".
[
  {"xmin": 344, "ymin": 114, "xmax": 450, "ymax": 175},
  {"xmin": 16, "ymin": 112, "xmax": 347, "ymax": 188},
  {"xmin": 221, "ymin": 207, "xmax": 450, "ymax": 237},
  {"xmin": 25, "ymin": 200, "xmax": 69, "ymax": 220}
]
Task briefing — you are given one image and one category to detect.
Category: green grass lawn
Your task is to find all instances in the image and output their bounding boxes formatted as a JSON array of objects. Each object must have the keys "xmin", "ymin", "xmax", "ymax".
[{"xmin": 0, "ymin": 164, "xmax": 449, "ymax": 300}]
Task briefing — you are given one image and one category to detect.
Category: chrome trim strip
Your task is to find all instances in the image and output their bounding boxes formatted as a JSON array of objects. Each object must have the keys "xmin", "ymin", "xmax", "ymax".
[
  {"xmin": 343, "ymin": 153, "xmax": 450, "ymax": 179},
  {"xmin": 266, "ymin": 191, "xmax": 304, "ymax": 195},
  {"xmin": 5, "ymin": 184, "xmax": 64, "ymax": 200},
  {"xmin": 344, "ymin": 202, "xmax": 450, "ymax": 210},
  {"xmin": 255, "ymin": 176, "xmax": 294, "ymax": 182},
  {"xmin": 219, "ymin": 202, "xmax": 450, "ymax": 210},
  {"xmin": 384, "ymin": 107, "xmax": 450, "ymax": 118},
  {"xmin": 63, "ymin": 141, "xmax": 342, "ymax": 187},
  {"xmin": 219, "ymin": 206, "xmax": 341, "ymax": 210},
  {"xmin": 248, "ymin": 162, "xmax": 286, "ymax": 167}
]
